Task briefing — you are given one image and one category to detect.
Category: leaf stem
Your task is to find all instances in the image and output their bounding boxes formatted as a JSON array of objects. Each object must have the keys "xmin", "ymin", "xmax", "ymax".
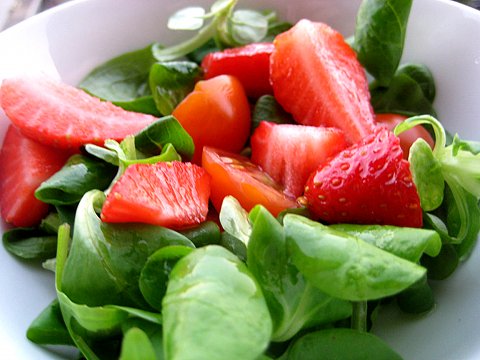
[{"xmin": 351, "ymin": 301, "xmax": 368, "ymax": 332}]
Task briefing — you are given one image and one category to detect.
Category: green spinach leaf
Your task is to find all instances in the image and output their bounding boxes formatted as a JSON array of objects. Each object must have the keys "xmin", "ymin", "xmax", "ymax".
[
  {"xmin": 119, "ymin": 327, "xmax": 156, "ymax": 360},
  {"xmin": 329, "ymin": 223, "xmax": 441, "ymax": 262},
  {"xmin": 134, "ymin": 115, "xmax": 194, "ymax": 160},
  {"xmin": 149, "ymin": 61, "xmax": 202, "ymax": 115},
  {"xmin": 139, "ymin": 245, "xmax": 193, "ymax": 311},
  {"xmin": 35, "ymin": 154, "xmax": 116, "ymax": 206},
  {"xmin": 284, "ymin": 214, "xmax": 426, "ymax": 301},
  {"xmin": 280, "ymin": 328, "xmax": 402, "ymax": 360},
  {"xmin": 247, "ymin": 206, "xmax": 351, "ymax": 342},
  {"xmin": 354, "ymin": 0, "xmax": 413, "ymax": 86},
  {"xmin": 27, "ymin": 299, "xmax": 74, "ymax": 346},
  {"xmin": 79, "ymin": 45, "xmax": 160, "ymax": 116},
  {"xmin": 61, "ymin": 190, "xmax": 194, "ymax": 308},
  {"xmin": 370, "ymin": 64, "xmax": 437, "ymax": 116},
  {"xmin": 79, "ymin": 45, "xmax": 159, "ymax": 115},
  {"xmin": 178, "ymin": 220, "xmax": 221, "ymax": 247},
  {"xmin": 3, "ymin": 227, "xmax": 57, "ymax": 260},
  {"xmin": 162, "ymin": 245, "xmax": 272, "ymax": 360},
  {"xmin": 252, "ymin": 95, "xmax": 293, "ymax": 131}
]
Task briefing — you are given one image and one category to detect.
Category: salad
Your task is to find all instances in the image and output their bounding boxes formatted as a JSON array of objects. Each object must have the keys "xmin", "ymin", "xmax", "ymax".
[{"xmin": 0, "ymin": 0, "xmax": 479, "ymax": 359}]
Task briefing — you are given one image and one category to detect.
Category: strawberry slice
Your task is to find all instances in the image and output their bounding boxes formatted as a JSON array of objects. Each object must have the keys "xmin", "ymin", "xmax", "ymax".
[
  {"xmin": 0, "ymin": 125, "xmax": 70, "ymax": 227},
  {"xmin": 304, "ymin": 129, "xmax": 422, "ymax": 228},
  {"xmin": 251, "ymin": 121, "xmax": 347, "ymax": 198},
  {"xmin": 270, "ymin": 19, "xmax": 377, "ymax": 144},
  {"xmin": 201, "ymin": 42, "xmax": 274, "ymax": 98},
  {"xmin": 101, "ymin": 161, "xmax": 211, "ymax": 229},
  {"xmin": 0, "ymin": 76, "xmax": 157, "ymax": 150}
]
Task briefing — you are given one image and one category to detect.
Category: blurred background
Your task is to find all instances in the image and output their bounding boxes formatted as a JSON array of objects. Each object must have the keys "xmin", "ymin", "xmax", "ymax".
[{"xmin": 1, "ymin": 0, "xmax": 479, "ymax": 30}]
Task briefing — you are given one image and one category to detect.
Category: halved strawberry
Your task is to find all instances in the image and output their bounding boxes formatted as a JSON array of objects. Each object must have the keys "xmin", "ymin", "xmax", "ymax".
[
  {"xmin": 251, "ymin": 121, "xmax": 348, "ymax": 198},
  {"xmin": 270, "ymin": 19, "xmax": 377, "ymax": 144},
  {"xmin": 101, "ymin": 161, "xmax": 211, "ymax": 229},
  {"xmin": 0, "ymin": 76, "xmax": 157, "ymax": 150},
  {"xmin": 304, "ymin": 128, "xmax": 422, "ymax": 228},
  {"xmin": 201, "ymin": 42, "xmax": 274, "ymax": 98},
  {"xmin": 0, "ymin": 125, "xmax": 71, "ymax": 227}
]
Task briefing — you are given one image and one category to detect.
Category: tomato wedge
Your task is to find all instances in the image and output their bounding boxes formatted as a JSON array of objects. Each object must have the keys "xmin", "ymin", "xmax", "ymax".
[
  {"xmin": 172, "ymin": 75, "xmax": 251, "ymax": 163},
  {"xmin": 201, "ymin": 146, "xmax": 299, "ymax": 216}
]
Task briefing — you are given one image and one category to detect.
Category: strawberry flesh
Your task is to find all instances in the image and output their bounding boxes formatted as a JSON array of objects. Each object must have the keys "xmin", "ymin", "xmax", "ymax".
[
  {"xmin": 270, "ymin": 19, "xmax": 377, "ymax": 144},
  {"xmin": 101, "ymin": 161, "xmax": 211, "ymax": 229},
  {"xmin": 251, "ymin": 121, "xmax": 348, "ymax": 198},
  {"xmin": 0, "ymin": 125, "xmax": 70, "ymax": 227},
  {"xmin": 0, "ymin": 76, "xmax": 157, "ymax": 150}
]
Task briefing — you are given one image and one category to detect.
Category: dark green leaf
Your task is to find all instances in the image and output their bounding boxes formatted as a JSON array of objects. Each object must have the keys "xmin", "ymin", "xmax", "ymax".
[
  {"xmin": 134, "ymin": 115, "xmax": 195, "ymax": 160},
  {"xmin": 396, "ymin": 275, "xmax": 435, "ymax": 314},
  {"xmin": 220, "ymin": 232, "xmax": 247, "ymax": 262},
  {"xmin": 421, "ymin": 243, "xmax": 459, "ymax": 280},
  {"xmin": 370, "ymin": 64, "xmax": 437, "ymax": 116},
  {"xmin": 354, "ymin": 0, "xmax": 413, "ymax": 86},
  {"xmin": 79, "ymin": 44, "xmax": 160, "ymax": 115},
  {"xmin": 2, "ymin": 227, "xmax": 57, "ymax": 260},
  {"xmin": 35, "ymin": 154, "xmax": 116, "ymax": 206},
  {"xmin": 162, "ymin": 245, "xmax": 272, "ymax": 360},
  {"xmin": 252, "ymin": 95, "xmax": 293, "ymax": 131},
  {"xmin": 149, "ymin": 61, "xmax": 202, "ymax": 115},
  {"xmin": 27, "ymin": 299, "xmax": 74, "ymax": 346},
  {"xmin": 178, "ymin": 221, "xmax": 221, "ymax": 247},
  {"xmin": 282, "ymin": 328, "xmax": 402, "ymax": 360},
  {"xmin": 139, "ymin": 245, "xmax": 194, "ymax": 311}
]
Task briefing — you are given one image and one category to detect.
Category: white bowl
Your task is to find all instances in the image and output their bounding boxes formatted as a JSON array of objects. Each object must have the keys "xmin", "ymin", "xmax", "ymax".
[{"xmin": 0, "ymin": 0, "xmax": 479, "ymax": 359}]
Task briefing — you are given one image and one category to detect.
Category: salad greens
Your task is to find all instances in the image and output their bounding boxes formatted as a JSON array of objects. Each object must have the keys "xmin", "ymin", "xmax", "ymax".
[{"xmin": 2, "ymin": 0, "xmax": 480, "ymax": 359}]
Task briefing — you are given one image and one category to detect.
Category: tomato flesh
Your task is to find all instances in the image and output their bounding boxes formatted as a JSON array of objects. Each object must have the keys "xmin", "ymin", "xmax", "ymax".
[
  {"xmin": 172, "ymin": 75, "xmax": 251, "ymax": 163},
  {"xmin": 202, "ymin": 146, "xmax": 299, "ymax": 216}
]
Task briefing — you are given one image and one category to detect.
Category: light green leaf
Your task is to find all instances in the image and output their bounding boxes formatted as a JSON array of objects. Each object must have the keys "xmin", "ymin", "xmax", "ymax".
[
  {"xmin": 219, "ymin": 196, "xmax": 252, "ymax": 245},
  {"xmin": 168, "ymin": 7, "xmax": 206, "ymax": 30}
]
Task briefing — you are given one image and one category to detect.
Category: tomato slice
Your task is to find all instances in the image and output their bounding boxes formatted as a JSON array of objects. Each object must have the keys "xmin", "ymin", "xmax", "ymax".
[{"xmin": 202, "ymin": 146, "xmax": 299, "ymax": 216}]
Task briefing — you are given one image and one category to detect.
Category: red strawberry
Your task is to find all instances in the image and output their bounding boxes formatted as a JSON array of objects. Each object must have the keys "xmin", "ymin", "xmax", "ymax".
[
  {"xmin": 101, "ymin": 161, "xmax": 211, "ymax": 229},
  {"xmin": 303, "ymin": 129, "xmax": 422, "ymax": 228},
  {"xmin": 0, "ymin": 76, "xmax": 157, "ymax": 150},
  {"xmin": 250, "ymin": 121, "xmax": 348, "ymax": 198},
  {"xmin": 270, "ymin": 19, "xmax": 377, "ymax": 144},
  {"xmin": 0, "ymin": 125, "xmax": 70, "ymax": 227},
  {"xmin": 201, "ymin": 42, "xmax": 274, "ymax": 98}
]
